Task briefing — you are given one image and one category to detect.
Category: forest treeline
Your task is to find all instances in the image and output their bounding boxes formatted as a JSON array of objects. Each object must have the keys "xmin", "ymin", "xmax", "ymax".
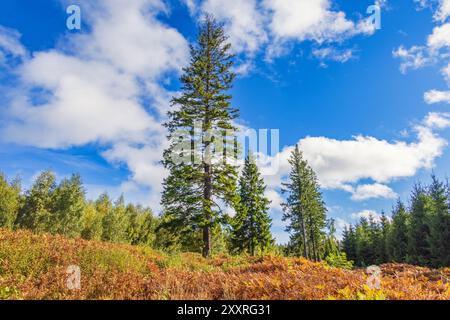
[
  {"xmin": 1, "ymin": 16, "xmax": 448, "ymax": 268},
  {"xmin": 342, "ymin": 175, "xmax": 450, "ymax": 268}
]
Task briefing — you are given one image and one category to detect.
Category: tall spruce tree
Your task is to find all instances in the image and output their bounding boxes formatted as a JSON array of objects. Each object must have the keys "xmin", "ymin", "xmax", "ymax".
[
  {"xmin": 231, "ymin": 154, "xmax": 273, "ymax": 255},
  {"xmin": 388, "ymin": 200, "xmax": 409, "ymax": 263},
  {"xmin": 428, "ymin": 175, "xmax": 450, "ymax": 267},
  {"xmin": 282, "ymin": 145, "xmax": 327, "ymax": 260},
  {"xmin": 161, "ymin": 16, "xmax": 239, "ymax": 257},
  {"xmin": 408, "ymin": 183, "xmax": 432, "ymax": 265}
]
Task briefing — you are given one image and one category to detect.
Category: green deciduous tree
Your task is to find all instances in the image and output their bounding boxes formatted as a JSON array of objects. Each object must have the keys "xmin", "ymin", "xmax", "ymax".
[
  {"xmin": 0, "ymin": 173, "xmax": 21, "ymax": 229},
  {"xmin": 51, "ymin": 174, "xmax": 85, "ymax": 237},
  {"xmin": 16, "ymin": 170, "xmax": 56, "ymax": 232}
]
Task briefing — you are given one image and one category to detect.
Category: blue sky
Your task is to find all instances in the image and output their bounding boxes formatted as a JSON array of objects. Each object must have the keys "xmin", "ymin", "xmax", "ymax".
[{"xmin": 1, "ymin": 0, "xmax": 450, "ymax": 243}]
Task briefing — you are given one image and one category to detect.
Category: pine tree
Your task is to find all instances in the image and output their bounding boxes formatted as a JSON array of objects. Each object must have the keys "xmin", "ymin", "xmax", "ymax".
[
  {"xmin": 379, "ymin": 211, "xmax": 390, "ymax": 263},
  {"xmin": 388, "ymin": 200, "xmax": 409, "ymax": 263},
  {"xmin": 16, "ymin": 170, "xmax": 56, "ymax": 232},
  {"xmin": 427, "ymin": 175, "xmax": 450, "ymax": 267},
  {"xmin": 162, "ymin": 16, "xmax": 239, "ymax": 257},
  {"xmin": 231, "ymin": 155, "xmax": 273, "ymax": 255},
  {"xmin": 0, "ymin": 173, "xmax": 21, "ymax": 229},
  {"xmin": 408, "ymin": 183, "xmax": 432, "ymax": 265},
  {"xmin": 282, "ymin": 145, "xmax": 327, "ymax": 260}
]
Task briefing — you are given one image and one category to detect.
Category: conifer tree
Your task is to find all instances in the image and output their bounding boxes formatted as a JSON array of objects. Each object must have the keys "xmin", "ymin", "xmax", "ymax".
[
  {"xmin": 428, "ymin": 175, "xmax": 450, "ymax": 267},
  {"xmin": 388, "ymin": 200, "xmax": 409, "ymax": 262},
  {"xmin": 342, "ymin": 225, "xmax": 357, "ymax": 262},
  {"xmin": 282, "ymin": 145, "xmax": 327, "ymax": 260},
  {"xmin": 408, "ymin": 183, "xmax": 432, "ymax": 265},
  {"xmin": 231, "ymin": 155, "xmax": 273, "ymax": 255},
  {"xmin": 161, "ymin": 16, "xmax": 239, "ymax": 257}
]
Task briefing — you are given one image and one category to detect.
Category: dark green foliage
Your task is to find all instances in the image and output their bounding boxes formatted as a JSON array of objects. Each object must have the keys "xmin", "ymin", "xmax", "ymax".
[
  {"xmin": 427, "ymin": 175, "xmax": 450, "ymax": 267},
  {"xmin": 282, "ymin": 145, "xmax": 327, "ymax": 260},
  {"xmin": 161, "ymin": 16, "xmax": 239, "ymax": 257},
  {"xmin": 231, "ymin": 155, "xmax": 273, "ymax": 255},
  {"xmin": 342, "ymin": 175, "xmax": 450, "ymax": 267},
  {"xmin": 388, "ymin": 201, "xmax": 410, "ymax": 263}
]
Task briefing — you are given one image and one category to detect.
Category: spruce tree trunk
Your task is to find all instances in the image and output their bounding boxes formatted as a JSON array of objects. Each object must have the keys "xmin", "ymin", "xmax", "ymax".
[
  {"xmin": 301, "ymin": 213, "xmax": 309, "ymax": 259},
  {"xmin": 203, "ymin": 163, "xmax": 212, "ymax": 258}
]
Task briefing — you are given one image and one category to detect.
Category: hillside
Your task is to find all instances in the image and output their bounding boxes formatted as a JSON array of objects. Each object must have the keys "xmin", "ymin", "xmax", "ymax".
[{"xmin": 0, "ymin": 228, "xmax": 449, "ymax": 300}]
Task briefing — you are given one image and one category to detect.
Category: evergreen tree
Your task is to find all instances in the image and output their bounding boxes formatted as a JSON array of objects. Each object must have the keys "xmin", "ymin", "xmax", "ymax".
[
  {"xmin": 427, "ymin": 175, "xmax": 450, "ymax": 267},
  {"xmin": 16, "ymin": 170, "xmax": 56, "ymax": 232},
  {"xmin": 162, "ymin": 16, "xmax": 239, "ymax": 257},
  {"xmin": 51, "ymin": 174, "xmax": 85, "ymax": 237},
  {"xmin": 342, "ymin": 225, "xmax": 357, "ymax": 262},
  {"xmin": 408, "ymin": 183, "xmax": 432, "ymax": 265},
  {"xmin": 231, "ymin": 155, "xmax": 273, "ymax": 255},
  {"xmin": 388, "ymin": 200, "xmax": 409, "ymax": 263},
  {"xmin": 378, "ymin": 211, "xmax": 390, "ymax": 263},
  {"xmin": 0, "ymin": 173, "xmax": 21, "ymax": 229},
  {"xmin": 282, "ymin": 145, "xmax": 327, "ymax": 260}
]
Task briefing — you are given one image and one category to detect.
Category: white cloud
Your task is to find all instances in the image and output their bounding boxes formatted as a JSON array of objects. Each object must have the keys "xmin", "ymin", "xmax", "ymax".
[
  {"xmin": 350, "ymin": 183, "xmax": 397, "ymax": 201},
  {"xmin": 200, "ymin": 0, "xmax": 267, "ymax": 55},
  {"xmin": 424, "ymin": 89, "xmax": 450, "ymax": 104},
  {"xmin": 265, "ymin": 188, "xmax": 283, "ymax": 211},
  {"xmin": 0, "ymin": 26, "xmax": 27, "ymax": 66},
  {"xmin": 392, "ymin": 45, "xmax": 433, "ymax": 73},
  {"xmin": 351, "ymin": 209, "xmax": 382, "ymax": 222},
  {"xmin": 427, "ymin": 22, "xmax": 450, "ymax": 50},
  {"xmin": 435, "ymin": 0, "xmax": 450, "ymax": 22},
  {"xmin": 263, "ymin": 0, "xmax": 375, "ymax": 60},
  {"xmin": 312, "ymin": 47, "xmax": 354, "ymax": 63},
  {"xmin": 0, "ymin": 0, "xmax": 191, "ymax": 207},
  {"xmin": 260, "ymin": 113, "xmax": 448, "ymax": 204},
  {"xmin": 423, "ymin": 112, "xmax": 450, "ymax": 127},
  {"xmin": 394, "ymin": 4, "xmax": 450, "ymax": 105}
]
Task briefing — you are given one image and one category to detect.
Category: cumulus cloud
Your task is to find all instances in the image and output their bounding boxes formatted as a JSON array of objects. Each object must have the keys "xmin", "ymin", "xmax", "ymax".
[
  {"xmin": 200, "ymin": 0, "xmax": 267, "ymax": 55},
  {"xmin": 350, "ymin": 183, "xmax": 397, "ymax": 201},
  {"xmin": 260, "ymin": 113, "xmax": 448, "ymax": 204},
  {"xmin": 351, "ymin": 209, "xmax": 382, "ymax": 222},
  {"xmin": 263, "ymin": 0, "xmax": 374, "ymax": 43},
  {"xmin": 424, "ymin": 89, "xmax": 450, "ymax": 104},
  {"xmin": 0, "ymin": 0, "xmax": 190, "ymax": 206},
  {"xmin": 187, "ymin": 0, "xmax": 378, "ymax": 63}
]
